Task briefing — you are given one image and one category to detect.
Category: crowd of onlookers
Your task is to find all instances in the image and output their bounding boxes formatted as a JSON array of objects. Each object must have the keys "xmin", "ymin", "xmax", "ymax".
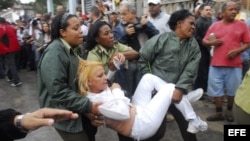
[{"xmin": 1, "ymin": 0, "xmax": 250, "ymax": 141}]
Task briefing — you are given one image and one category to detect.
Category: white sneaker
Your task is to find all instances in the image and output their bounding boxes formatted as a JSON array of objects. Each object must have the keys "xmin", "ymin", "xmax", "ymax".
[
  {"xmin": 5, "ymin": 76, "xmax": 11, "ymax": 82},
  {"xmin": 10, "ymin": 82, "xmax": 23, "ymax": 87},
  {"xmin": 187, "ymin": 116, "xmax": 208, "ymax": 133},
  {"xmin": 186, "ymin": 88, "xmax": 203, "ymax": 103}
]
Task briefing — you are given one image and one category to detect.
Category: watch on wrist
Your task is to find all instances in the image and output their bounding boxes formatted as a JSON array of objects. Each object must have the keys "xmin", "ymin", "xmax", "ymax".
[{"xmin": 16, "ymin": 114, "xmax": 29, "ymax": 133}]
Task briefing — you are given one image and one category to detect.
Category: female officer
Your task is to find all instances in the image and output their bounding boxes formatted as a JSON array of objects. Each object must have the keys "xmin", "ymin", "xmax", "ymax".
[{"xmin": 38, "ymin": 13, "xmax": 100, "ymax": 141}]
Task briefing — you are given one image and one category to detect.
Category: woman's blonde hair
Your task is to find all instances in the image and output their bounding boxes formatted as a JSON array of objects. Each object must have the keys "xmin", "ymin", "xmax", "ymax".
[{"xmin": 77, "ymin": 59, "xmax": 103, "ymax": 96}]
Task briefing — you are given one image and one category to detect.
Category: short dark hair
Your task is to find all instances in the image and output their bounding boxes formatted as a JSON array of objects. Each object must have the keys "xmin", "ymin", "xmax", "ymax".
[
  {"xmin": 90, "ymin": 6, "xmax": 101, "ymax": 17},
  {"xmin": 198, "ymin": 3, "xmax": 211, "ymax": 11},
  {"xmin": 168, "ymin": 9, "xmax": 194, "ymax": 31}
]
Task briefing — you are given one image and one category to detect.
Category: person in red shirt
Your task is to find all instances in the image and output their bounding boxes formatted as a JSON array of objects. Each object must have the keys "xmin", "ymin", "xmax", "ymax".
[
  {"xmin": 203, "ymin": 1, "xmax": 250, "ymax": 122},
  {"xmin": 0, "ymin": 17, "xmax": 22, "ymax": 87}
]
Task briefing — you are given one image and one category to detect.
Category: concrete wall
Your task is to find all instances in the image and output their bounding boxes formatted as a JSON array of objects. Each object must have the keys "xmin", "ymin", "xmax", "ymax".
[
  {"xmin": 0, "ymin": 4, "xmax": 34, "ymax": 23},
  {"xmin": 213, "ymin": 0, "xmax": 226, "ymax": 13},
  {"xmin": 162, "ymin": 0, "xmax": 193, "ymax": 14},
  {"xmin": 141, "ymin": 0, "xmax": 193, "ymax": 15},
  {"xmin": 242, "ymin": 0, "xmax": 250, "ymax": 11},
  {"xmin": 160, "ymin": 0, "xmax": 227, "ymax": 15},
  {"xmin": 81, "ymin": 0, "xmax": 239, "ymax": 18}
]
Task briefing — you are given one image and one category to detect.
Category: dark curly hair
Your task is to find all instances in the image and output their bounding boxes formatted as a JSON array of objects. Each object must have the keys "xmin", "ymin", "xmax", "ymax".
[{"xmin": 168, "ymin": 9, "xmax": 194, "ymax": 31}]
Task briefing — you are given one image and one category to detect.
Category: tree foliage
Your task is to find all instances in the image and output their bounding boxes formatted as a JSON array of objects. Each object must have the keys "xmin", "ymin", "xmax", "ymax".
[
  {"xmin": 0, "ymin": 0, "xmax": 17, "ymax": 10},
  {"xmin": 0, "ymin": 0, "xmax": 68, "ymax": 13},
  {"xmin": 32, "ymin": 0, "xmax": 67, "ymax": 13}
]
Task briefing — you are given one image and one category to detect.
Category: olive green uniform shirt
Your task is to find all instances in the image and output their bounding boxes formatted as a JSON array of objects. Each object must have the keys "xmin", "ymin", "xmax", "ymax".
[
  {"xmin": 87, "ymin": 42, "xmax": 133, "ymax": 73},
  {"xmin": 38, "ymin": 38, "xmax": 92, "ymax": 133}
]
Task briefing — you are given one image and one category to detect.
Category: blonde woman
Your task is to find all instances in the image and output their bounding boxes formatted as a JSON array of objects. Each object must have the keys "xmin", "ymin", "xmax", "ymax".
[{"xmin": 77, "ymin": 59, "xmax": 207, "ymax": 140}]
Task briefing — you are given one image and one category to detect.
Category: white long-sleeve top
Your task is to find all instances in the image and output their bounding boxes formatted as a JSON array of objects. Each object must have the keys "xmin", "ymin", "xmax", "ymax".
[{"xmin": 87, "ymin": 88, "xmax": 130, "ymax": 120}]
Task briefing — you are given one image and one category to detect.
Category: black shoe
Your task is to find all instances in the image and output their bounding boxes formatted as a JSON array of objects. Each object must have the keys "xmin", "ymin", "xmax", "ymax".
[
  {"xmin": 206, "ymin": 112, "xmax": 224, "ymax": 121},
  {"xmin": 225, "ymin": 110, "xmax": 234, "ymax": 122},
  {"xmin": 199, "ymin": 95, "xmax": 206, "ymax": 100}
]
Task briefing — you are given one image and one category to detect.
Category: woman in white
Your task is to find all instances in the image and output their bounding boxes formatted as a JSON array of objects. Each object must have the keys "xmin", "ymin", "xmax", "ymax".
[{"xmin": 77, "ymin": 60, "xmax": 207, "ymax": 140}]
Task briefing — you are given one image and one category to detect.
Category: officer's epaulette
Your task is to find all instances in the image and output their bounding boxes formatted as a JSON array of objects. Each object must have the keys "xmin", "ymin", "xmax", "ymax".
[{"xmin": 94, "ymin": 47, "xmax": 103, "ymax": 57}]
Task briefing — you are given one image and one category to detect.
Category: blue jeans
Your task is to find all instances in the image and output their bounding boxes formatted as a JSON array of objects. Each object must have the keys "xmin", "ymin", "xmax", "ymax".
[{"xmin": 32, "ymin": 45, "xmax": 42, "ymax": 68}]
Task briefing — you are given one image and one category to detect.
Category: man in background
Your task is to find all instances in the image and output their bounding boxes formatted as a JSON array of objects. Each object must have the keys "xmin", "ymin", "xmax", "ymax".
[
  {"xmin": 203, "ymin": 1, "xmax": 250, "ymax": 122},
  {"xmin": 0, "ymin": 17, "xmax": 22, "ymax": 87},
  {"xmin": 147, "ymin": 0, "xmax": 170, "ymax": 34},
  {"xmin": 193, "ymin": 3, "xmax": 213, "ymax": 98},
  {"xmin": 56, "ymin": 5, "xmax": 65, "ymax": 15}
]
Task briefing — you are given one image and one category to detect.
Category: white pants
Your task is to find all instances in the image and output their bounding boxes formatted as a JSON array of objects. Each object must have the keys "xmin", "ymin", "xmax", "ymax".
[{"xmin": 130, "ymin": 73, "xmax": 196, "ymax": 140}]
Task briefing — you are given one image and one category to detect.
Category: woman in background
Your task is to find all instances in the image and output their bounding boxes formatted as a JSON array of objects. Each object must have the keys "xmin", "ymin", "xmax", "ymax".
[{"xmin": 35, "ymin": 22, "xmax": 51, "ymax": 55}]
